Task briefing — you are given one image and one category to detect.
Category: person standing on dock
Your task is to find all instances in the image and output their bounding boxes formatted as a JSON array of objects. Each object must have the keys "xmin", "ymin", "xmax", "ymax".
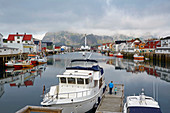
[
  {"xmin": 114, "ymin": 87, "xmax": 117, "ymax": 95},
  {"xmin": 109, "ymin": 81, "xmax": 114, "ymax": 94}
]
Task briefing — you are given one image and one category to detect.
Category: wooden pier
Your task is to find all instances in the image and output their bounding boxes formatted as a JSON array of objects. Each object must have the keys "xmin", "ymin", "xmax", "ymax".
[
  {"xmin": 16, "ymin": 105, "xmax": 62, "ymax": 113},
  {"xmin": 96, "ymin": 84, "xmax": 124, "ymax": 113}
]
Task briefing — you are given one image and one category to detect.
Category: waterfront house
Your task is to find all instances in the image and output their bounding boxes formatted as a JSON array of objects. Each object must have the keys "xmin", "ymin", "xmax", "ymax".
[
  {"xmin": 114, "ymin": 40, "xmax": 126, "ymax": 52},
  {"xmin": 0, "ymin": 33, "xmax": 19, "ymax": 55},
  {"xmin": 0, "ymin": 33, "xmax": 3, "ymax": 47},
  {"xmin": 144, "ymin": 39, "xmax": 161, "ymax": 53},
  {"xmin": 122, "ymin": 39, "xmax": 142, "ymax": 53},
  {"xmin": 4, "ymin": 33, "xmax": 35, "ymax": 53},
  {"xmin": 155, "ymin": 36, "xmax": 170, "ymax": 54}
]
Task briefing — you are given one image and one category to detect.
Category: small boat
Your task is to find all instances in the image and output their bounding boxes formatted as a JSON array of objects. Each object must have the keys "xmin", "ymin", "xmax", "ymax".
[
  {"xmin": 28, "ymin": 54, "xmax": 38, "ymax": 65},
  {"xmin": 133, "ymin": 54, "xmax": 144, "ymax": 60},
  {"xmin": 14, "ymin": 63, "xmax": 23, "ymax": 69},
  {"xmin": 38, "ymin": 57, "xmax": 47, "ymax": 64},
  {"xmin": 21, "ymin": 60, "xmax": 34, "ymax": 68},
  {"xmin": 41, "ymin": 59, "xmax": 105, "ymax": 113},
  {"xmin": 116, "ymin": 53, "xmax": 123, "ymax": 58},
  {"xmin": 124, "ymin": 89, "xmax": 162, "ymax": 113},
  {"xmin": 14, "ymin": 60, "xmax": 34, "ymax": 69},
  {"xmin": 109, "ymin": 52, "xmax": 113, "ymax": 56},
  {"xmin": 5, "ymin": 60, "xmax": 15, "ymax": 68}
]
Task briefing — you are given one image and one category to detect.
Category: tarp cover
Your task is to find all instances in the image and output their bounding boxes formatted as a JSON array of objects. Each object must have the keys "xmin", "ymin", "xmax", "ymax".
[{"xmin": 128, "ymin": 107, "xmax": 162, "ymax": 113}]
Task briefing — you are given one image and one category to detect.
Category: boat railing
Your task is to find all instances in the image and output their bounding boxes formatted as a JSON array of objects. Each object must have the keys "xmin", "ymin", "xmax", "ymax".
[{"xmin": 43, "ymin": 88, "xmax": 93, "ymax": 101}]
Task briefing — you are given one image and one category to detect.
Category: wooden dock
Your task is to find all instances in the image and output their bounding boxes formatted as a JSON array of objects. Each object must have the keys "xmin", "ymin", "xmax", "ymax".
[
  {"xmin": 16, "ymin": 105, "xmax": 62, "ymax": 113},
  {"xmin": 96, "ymin": 84, "xmax": 124, "ymax": 113}
]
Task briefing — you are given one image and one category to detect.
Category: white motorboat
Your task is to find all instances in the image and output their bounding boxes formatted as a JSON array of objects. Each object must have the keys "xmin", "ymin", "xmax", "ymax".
[
  {"xmin": 37, "ymin": 56, "xmax": 47, "ymax": 64},
  {"xmin": 123, "ymin": 89, "xmax": 162, "ymax": 113},
  {"xmin": 41, "ymin": 59, "xmax": 105, "ymax": 113}
]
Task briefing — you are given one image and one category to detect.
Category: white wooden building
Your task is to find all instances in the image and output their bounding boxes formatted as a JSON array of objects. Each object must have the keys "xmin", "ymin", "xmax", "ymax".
[
  {"xmin": 4, "ymin": 33, "xmax": 36, "ymax": 53},
  {"xmin": 0, "ymin": 33, "xmax": 19, "ymax": 55},
  {"xmin": 155, "ymin": 36, "xmax": 170, "ymax": 54}
]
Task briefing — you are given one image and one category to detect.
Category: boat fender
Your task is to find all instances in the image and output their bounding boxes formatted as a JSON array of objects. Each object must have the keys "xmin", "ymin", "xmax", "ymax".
[
  {"xmin": 43, "ymin": 85, "xmax": 45, "ymax": 95},
  {"xmin": 98, "ymin": 97, "xmax": 101, "ymax": 105}
]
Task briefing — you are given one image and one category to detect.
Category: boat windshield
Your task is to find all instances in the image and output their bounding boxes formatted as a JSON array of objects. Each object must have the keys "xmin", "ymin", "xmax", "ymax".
[
  {"xmin": 69, "ymin": 61, "xmax": 95, "ymax": 67},
  {"xmin": 69, "ymin": 59, "xmax": 98, "ymax": 67},
  {"xmin": 128, "ymin": 107, "xmax": 162, "ymax": 113}
]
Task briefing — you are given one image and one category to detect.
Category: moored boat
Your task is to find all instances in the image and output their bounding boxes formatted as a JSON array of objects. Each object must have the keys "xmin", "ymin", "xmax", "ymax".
[
  {"xmin": 41, "ymin": 59, "xmax": 105, "ymax": 113},
  {"xmin": 14, "ymin": 63, "xmax": 23, "ymax": 69},
  {"xmin": 5, "ymin": 60, "xmax": 15, "ymax": 68},
  {"xmin": 116, "ymin": 52, "xmax": 123, "ymax": 58},
  {"xmin": 28, "ymin": 54, "xmax": 38, "ymax": 65},
  {"xmin": 109, "ymin": 52, "xmax": 113, "ymax": 56},
  {"xmin": 38, "ymin": 57, "xmax": 47, "ymax": 64},
  {"xmin": 133, "ymin": 54, "xmax": 144, "ymax": 60},
  {"xmin": 124, "ymin": 89, "xmax": 162, "ymax": 113}
]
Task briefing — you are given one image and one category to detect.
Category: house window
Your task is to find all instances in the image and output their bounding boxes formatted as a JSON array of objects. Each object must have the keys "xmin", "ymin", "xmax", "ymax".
[
  {"xmin": 4, "ymin": 49, "xmax": 6, "ymax": 51},
  {"xmin": 25, "ymin": 41, "xmax": 28, "ymax": 43},
  {"xmin": 17, "ymin": 36, "xmax": 20, "ymax": 39},
  {"xmin": 10, "ymin": 41, "xmax": 12, "ymax": 43},
  {"xmin": 17, "ymin": 41, "xmax": 20, "ymax": 43}
]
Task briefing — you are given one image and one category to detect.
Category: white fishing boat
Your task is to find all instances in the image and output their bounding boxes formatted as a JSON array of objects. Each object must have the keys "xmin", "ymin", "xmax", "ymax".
[
  {"xmin": 123, "ymin": 89, "xmax": 162, "ymax": 113},
  {"xmin": 116, "ymin": 52, "xmax": 123, "ymax": 58},
  {"xmin": 41, "ymin": 59, "xmax": 105, "ymax": 113}
]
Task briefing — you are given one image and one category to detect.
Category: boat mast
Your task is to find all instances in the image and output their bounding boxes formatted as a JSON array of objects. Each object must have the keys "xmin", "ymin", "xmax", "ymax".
[{"xmin": 85, "ymin": 34, "xmax": 87, "ymax": 48}]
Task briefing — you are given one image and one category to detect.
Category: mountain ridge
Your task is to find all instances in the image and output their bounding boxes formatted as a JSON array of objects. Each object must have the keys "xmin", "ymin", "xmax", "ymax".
[{"xmin": 42, "ymin": 31, "xmax": 155, "ymax": 46}]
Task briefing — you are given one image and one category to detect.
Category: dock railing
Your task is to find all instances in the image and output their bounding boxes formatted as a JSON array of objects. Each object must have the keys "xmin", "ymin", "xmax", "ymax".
[{"xmin": 16, "ymin": 105, "xmax": 62, "ymax": 113}]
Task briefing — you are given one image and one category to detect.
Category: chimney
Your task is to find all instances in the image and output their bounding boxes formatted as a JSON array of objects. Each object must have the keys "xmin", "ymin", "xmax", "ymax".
[
  {"xmin": 24, "ymin": 33, "xmax": 26, "ymax": 35},
  {"xmin": 16, "ymin": 32, "xmax": 18, "ymax": 35}
]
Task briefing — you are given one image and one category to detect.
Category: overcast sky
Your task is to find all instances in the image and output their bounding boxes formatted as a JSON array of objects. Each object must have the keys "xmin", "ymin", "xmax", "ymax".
[{"xmin": 0, "ymin": 0, "xmax": 170, "ymax": 39}]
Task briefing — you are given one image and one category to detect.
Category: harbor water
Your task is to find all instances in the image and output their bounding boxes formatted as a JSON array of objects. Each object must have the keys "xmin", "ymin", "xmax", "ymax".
[{"xmin": 0, "ymin": 52, "xmax": 170, "ymax": 113}]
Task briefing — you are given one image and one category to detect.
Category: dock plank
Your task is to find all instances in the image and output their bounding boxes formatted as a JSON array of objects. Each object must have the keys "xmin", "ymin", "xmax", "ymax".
[{"xmin": 96, "ymin": 84, "xmax": 124, "ymax": 113}]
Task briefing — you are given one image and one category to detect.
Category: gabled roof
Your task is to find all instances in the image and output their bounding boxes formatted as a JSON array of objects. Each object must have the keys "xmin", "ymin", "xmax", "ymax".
[
  {"xmin": 7, "ymin": 33, "xmax": 32, "ymax": 41},
  {"xmin": 23, "ymin": 34, "xmax": 32, "ymax": 41}
]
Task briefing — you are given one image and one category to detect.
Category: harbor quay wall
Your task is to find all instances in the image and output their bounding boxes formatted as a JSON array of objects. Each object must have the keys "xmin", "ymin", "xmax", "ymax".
[
  {"xmin": 121, "ymin": 52, "xmax": 170, "ymax": 62},
  {"xmin": 0, "ymin": 53, "xmax": 28, "ymax": 65}
]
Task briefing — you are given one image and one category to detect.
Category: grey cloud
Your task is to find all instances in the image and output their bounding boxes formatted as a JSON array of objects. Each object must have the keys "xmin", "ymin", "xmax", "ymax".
[{"xmin": 0, "ymin": 0, "xmax": 170, "ymax": 38}]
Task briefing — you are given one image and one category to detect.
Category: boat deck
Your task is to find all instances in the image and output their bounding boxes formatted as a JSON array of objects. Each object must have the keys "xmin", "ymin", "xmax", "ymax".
[{"xmin": 96, "ymin": 84, "xmax": 124, "ymax": 113}]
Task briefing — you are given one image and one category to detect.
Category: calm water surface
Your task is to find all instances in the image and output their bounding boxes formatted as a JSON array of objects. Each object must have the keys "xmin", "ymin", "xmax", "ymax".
[{"xmin": 0, "ymin": 52, "xmax": 170, "ymax": 113}]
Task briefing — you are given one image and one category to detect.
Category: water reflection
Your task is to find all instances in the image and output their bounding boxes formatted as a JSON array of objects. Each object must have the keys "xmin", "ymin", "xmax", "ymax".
[
  {"xmin": 0, "ymin": 64, "xmax": 47, "ymax": 98},
  {"xmin": 106, "ymin": 58, "xmax": 170, "ymax": 83}
]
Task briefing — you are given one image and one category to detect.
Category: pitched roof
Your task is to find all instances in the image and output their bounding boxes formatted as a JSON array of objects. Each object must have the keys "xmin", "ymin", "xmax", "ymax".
[
  {"xmin": 23, "ymin": 34, "xmax": 32, "ymax": 41},
  {"xmin": 7, "ymin": 34, "xmax": 32, "ymax": 41}
]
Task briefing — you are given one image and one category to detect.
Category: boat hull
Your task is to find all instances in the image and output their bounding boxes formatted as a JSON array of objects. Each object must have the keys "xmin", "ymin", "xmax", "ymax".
[
  {"xmin": 31, "ymin": 61, "xmax": 38, "ymax": 65},
  {"xmin": 14, "ymin": 65, "xmax": 23, "ymax": 69},
  {"xmin": 109, "ymin": 53, "xmax": 113, "ymax": 56},
  {"xmin": 42, "ymin": 84, "xmax": 105, "ymax": 113},
  {"xmin": 5, "ymin": 63, "xmax": 14, "ymax": 68},
  {"xmin": 22, "ymin": 65, "xmax": 34, "ymax": 68},
  {"xmin": 134, "ymin": 57, "xmax": 144, "ymax": 60},
  {"xmin": 116, "ymin": 55, "xmax": 123, "ymax": 58}
]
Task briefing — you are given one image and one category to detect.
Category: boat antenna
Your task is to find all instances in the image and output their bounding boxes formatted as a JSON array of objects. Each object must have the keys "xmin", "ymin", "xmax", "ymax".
[{"xmin": 85, "ymin": 34, "xmax": 87, "ymax": 48}]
